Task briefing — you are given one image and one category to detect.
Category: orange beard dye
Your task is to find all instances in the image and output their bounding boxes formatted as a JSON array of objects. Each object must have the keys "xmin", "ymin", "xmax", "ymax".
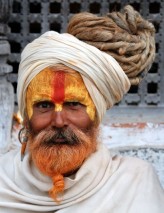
[
  {"xmin": 29, "ymin": 126, "xmax": 98, "ymax": 202},
  {"xmin": 49, "ymin": 174, "xmax": 65, "ymax": 203}
]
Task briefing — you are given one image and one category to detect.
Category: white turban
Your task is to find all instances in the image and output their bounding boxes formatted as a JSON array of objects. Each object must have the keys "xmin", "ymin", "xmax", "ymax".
[{"xmin": 17, "ymin": 31, "xmax": 130, "ymax": 122}]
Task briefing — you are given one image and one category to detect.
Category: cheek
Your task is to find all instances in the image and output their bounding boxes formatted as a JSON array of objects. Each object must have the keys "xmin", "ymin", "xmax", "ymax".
[
  {"xmin": 66, "ymin": 110, "xmax": 93, "ymax": 130},
  {"xmin": 29, "ymin": 112, "xmax": 52, "ymax": 134}
]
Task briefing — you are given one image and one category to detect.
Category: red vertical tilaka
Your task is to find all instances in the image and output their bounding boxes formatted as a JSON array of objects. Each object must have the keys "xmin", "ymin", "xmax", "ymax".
[{"xmin": 52, "ymin": 71, "xmax": 65, "ymax": 103}]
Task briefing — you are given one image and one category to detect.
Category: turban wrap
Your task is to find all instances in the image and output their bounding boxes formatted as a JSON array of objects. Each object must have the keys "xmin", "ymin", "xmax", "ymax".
[{"xmin": 17, "ymin": 31, "xmax": 130, "ymax": 122}]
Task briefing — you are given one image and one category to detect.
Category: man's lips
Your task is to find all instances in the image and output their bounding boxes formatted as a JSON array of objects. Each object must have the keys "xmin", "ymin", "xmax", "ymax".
[
  {"xmin": 42, "ymin": 137, "xmax": 68, "ymax": 146},
  {"xmin": 54, "ymin": 138, "xmax": 67, "ymax": 144},
  {"xmin": 41, "ymin": 130, "xmax": 80, "ymax": 146}
]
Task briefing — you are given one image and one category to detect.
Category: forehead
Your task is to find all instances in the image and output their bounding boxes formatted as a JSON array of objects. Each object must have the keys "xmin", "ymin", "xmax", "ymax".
[{"xmin": 27, "ymin": 67, "xmax": 88, "ymax": 102}]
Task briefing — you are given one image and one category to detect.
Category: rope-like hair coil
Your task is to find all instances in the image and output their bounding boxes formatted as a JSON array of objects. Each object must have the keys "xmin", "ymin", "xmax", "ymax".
[
  {"xmin": 67, "ymin": 5, "xmax": 156, "ymax": 85},
  {"xmin": 49, "ymin": 174, "xmax": 65, "ymax": 204}
]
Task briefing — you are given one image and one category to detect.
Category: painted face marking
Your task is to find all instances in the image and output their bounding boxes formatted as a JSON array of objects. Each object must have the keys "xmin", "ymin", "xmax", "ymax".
[
  {"xmin": 52, "ymin": 71, "xmax": 65, "ymax": 112},
  {"xmin": 52, "ymin": 71, "xmax": 65, "ymax": 104},
  {"xmin": 26, "ymin": 68, "xmax": 96, "ymax": 120}
]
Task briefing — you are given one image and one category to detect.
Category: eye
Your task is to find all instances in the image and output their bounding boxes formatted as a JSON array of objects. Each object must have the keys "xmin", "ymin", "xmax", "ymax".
[
  {"xmin": 34, "ymin": 101, "xmax": 54, "ymax": 112},
  {"xmin": 64, "ymin": 101, "xmax": 84, "ymax": 109}
]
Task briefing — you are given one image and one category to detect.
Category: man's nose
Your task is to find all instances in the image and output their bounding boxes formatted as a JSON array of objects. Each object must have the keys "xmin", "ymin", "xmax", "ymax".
[{"xmin": 51, "ymin": 110, "xmax": 67, "ymax": 128}]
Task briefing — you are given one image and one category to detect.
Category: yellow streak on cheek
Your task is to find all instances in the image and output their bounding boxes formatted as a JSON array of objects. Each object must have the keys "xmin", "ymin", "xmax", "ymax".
[
  {"xmin": 55, "ymin": 104, "xmax": 63, "ymax": 112},
  {"xmin": 27, "ymin": 105, "xmax": 33, "ymax": 119},
  {"xmin": 86, "ymin": 105, "xmax": 96, "ymax": 121},
  {"xmin": 26, "ymin": 88, "xmax": 34, "ymax": 119}
]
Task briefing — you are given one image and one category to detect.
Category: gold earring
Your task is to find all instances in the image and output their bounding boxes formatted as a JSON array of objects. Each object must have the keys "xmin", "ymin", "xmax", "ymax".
[{"xmin": 18, "ymin": 127, "xmax": 28, "ymax": 161}]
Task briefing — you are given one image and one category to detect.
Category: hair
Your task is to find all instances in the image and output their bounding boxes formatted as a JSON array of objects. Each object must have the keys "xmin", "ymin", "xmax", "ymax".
[
  {"xmin": 67, "ymin": 5, "xmax": 155, "ymax": 86},
  {"xmin": 28, "ymin": 125, "xmax": 99, "ymax": 202}
]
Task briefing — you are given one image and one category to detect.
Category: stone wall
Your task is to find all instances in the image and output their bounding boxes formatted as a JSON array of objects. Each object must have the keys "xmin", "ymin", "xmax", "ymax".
[{"xmin": 0, "ymin": 0, "xmax": 14, "ymax": 153}]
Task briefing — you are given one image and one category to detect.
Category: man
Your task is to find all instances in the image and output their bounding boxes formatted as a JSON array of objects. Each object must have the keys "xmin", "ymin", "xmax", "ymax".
[{"xmin": 0, "ymin": 6, "xmax": 164, "ymax": 213}]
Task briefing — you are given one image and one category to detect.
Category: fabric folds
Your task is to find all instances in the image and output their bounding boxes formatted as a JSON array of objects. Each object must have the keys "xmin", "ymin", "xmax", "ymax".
[
  {"xmin": 0, "ymin": 144, "xmax": 164, "ymax": 212},
  {"xmin": 17, "ymin": 31, "xmax": 130, "ymax": 122},
  {"xmin": 0, "ymin": 144, "xmax": 117, "ymax": 212}
]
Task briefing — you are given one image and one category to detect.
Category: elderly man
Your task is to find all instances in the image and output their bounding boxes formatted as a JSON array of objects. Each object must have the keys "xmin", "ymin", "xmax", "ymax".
[{"xmin": 0, "ymin": 5, "xmax": 164, "ymax": 212}]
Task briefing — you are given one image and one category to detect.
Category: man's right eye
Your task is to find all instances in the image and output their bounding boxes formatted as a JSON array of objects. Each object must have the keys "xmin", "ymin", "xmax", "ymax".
[{"xmin": 34, "ymin": 101, "xmax": 54, "ymax": 111}]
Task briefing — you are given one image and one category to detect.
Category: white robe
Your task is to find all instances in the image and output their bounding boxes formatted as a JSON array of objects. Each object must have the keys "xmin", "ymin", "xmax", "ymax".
[{"xmin": 0, "ymin": 144, "xmax": 163, "ymax": 213}]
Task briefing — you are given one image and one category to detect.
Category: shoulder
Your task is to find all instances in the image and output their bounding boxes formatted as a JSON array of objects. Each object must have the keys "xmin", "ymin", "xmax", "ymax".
[
  {"xmin": 113, "ymin": 155, "xmax": 164, "ymax": 198},
  {"xmin": 0, "ymin": 148, "xmax": 20, "ymax": 161},
  {"xmin": 118, "ymin": 155, "xmax": 153, "ymax": 172},
  {"xmin": 111, "ymin": 155, "xmax": 164, "ymax": 201},
  {"xmin": 0, "ymin": 148, "xmax": 20, "ymax": 173},
  {"xmin": 112, "ymin": 155, "xmax": 159, "ymax": 185},
  {"xmin": 104, "ymin": 155, "xmax": 164, "ymax": 213}
]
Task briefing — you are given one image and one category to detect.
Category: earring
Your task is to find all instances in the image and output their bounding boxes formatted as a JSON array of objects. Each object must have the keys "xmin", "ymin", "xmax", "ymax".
[{"xmin": 18, "ymin": 127, "xmax": 29, "ymax": 161}]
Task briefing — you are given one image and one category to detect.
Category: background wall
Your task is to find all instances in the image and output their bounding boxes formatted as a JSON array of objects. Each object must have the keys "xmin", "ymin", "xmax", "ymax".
[{"xmin": 6, "ymin": 0, "xmax": 164, "ymax": 109}]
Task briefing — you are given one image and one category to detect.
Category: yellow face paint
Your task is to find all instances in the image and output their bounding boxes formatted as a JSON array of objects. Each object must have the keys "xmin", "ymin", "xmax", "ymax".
[
  {"xmin": 55, "ymin": 103, "xmax": 62, "ymax": 112},
  {"xmin": 26, "ymin": 67, "xmax": 96, "ymax": 120}
]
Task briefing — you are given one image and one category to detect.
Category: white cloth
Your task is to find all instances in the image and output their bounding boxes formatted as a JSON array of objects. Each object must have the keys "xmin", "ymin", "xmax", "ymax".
[
  {"xmin": 0, "ymin": 143, "xmax": 163, "ymax": 213},
  {"xmin": 17, "ymin": 31, "xmax": 130, "ymax": 122}
]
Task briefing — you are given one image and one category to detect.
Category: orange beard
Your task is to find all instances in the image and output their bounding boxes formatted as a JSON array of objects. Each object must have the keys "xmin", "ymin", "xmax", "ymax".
[{"xmin": 28, "ymin": 125, "xmax": 98, "ymax": 202}]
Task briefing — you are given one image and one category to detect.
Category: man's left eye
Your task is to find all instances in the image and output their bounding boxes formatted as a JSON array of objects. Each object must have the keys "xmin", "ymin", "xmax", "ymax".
[{"xmin": 64, "ymin": 102, "xmax": 84, "ymax": 108}]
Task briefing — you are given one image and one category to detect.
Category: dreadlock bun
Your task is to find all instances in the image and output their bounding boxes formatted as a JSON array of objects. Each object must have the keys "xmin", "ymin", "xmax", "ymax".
[{"xmin": 67, "ymin": 5, "xmax": 156, "ymax": 85}]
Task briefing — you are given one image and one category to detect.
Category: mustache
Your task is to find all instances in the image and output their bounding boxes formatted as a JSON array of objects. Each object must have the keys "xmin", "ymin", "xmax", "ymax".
[{"xmin": 34, "ymin": 127, "xmax": 81, "ymax": 146}]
